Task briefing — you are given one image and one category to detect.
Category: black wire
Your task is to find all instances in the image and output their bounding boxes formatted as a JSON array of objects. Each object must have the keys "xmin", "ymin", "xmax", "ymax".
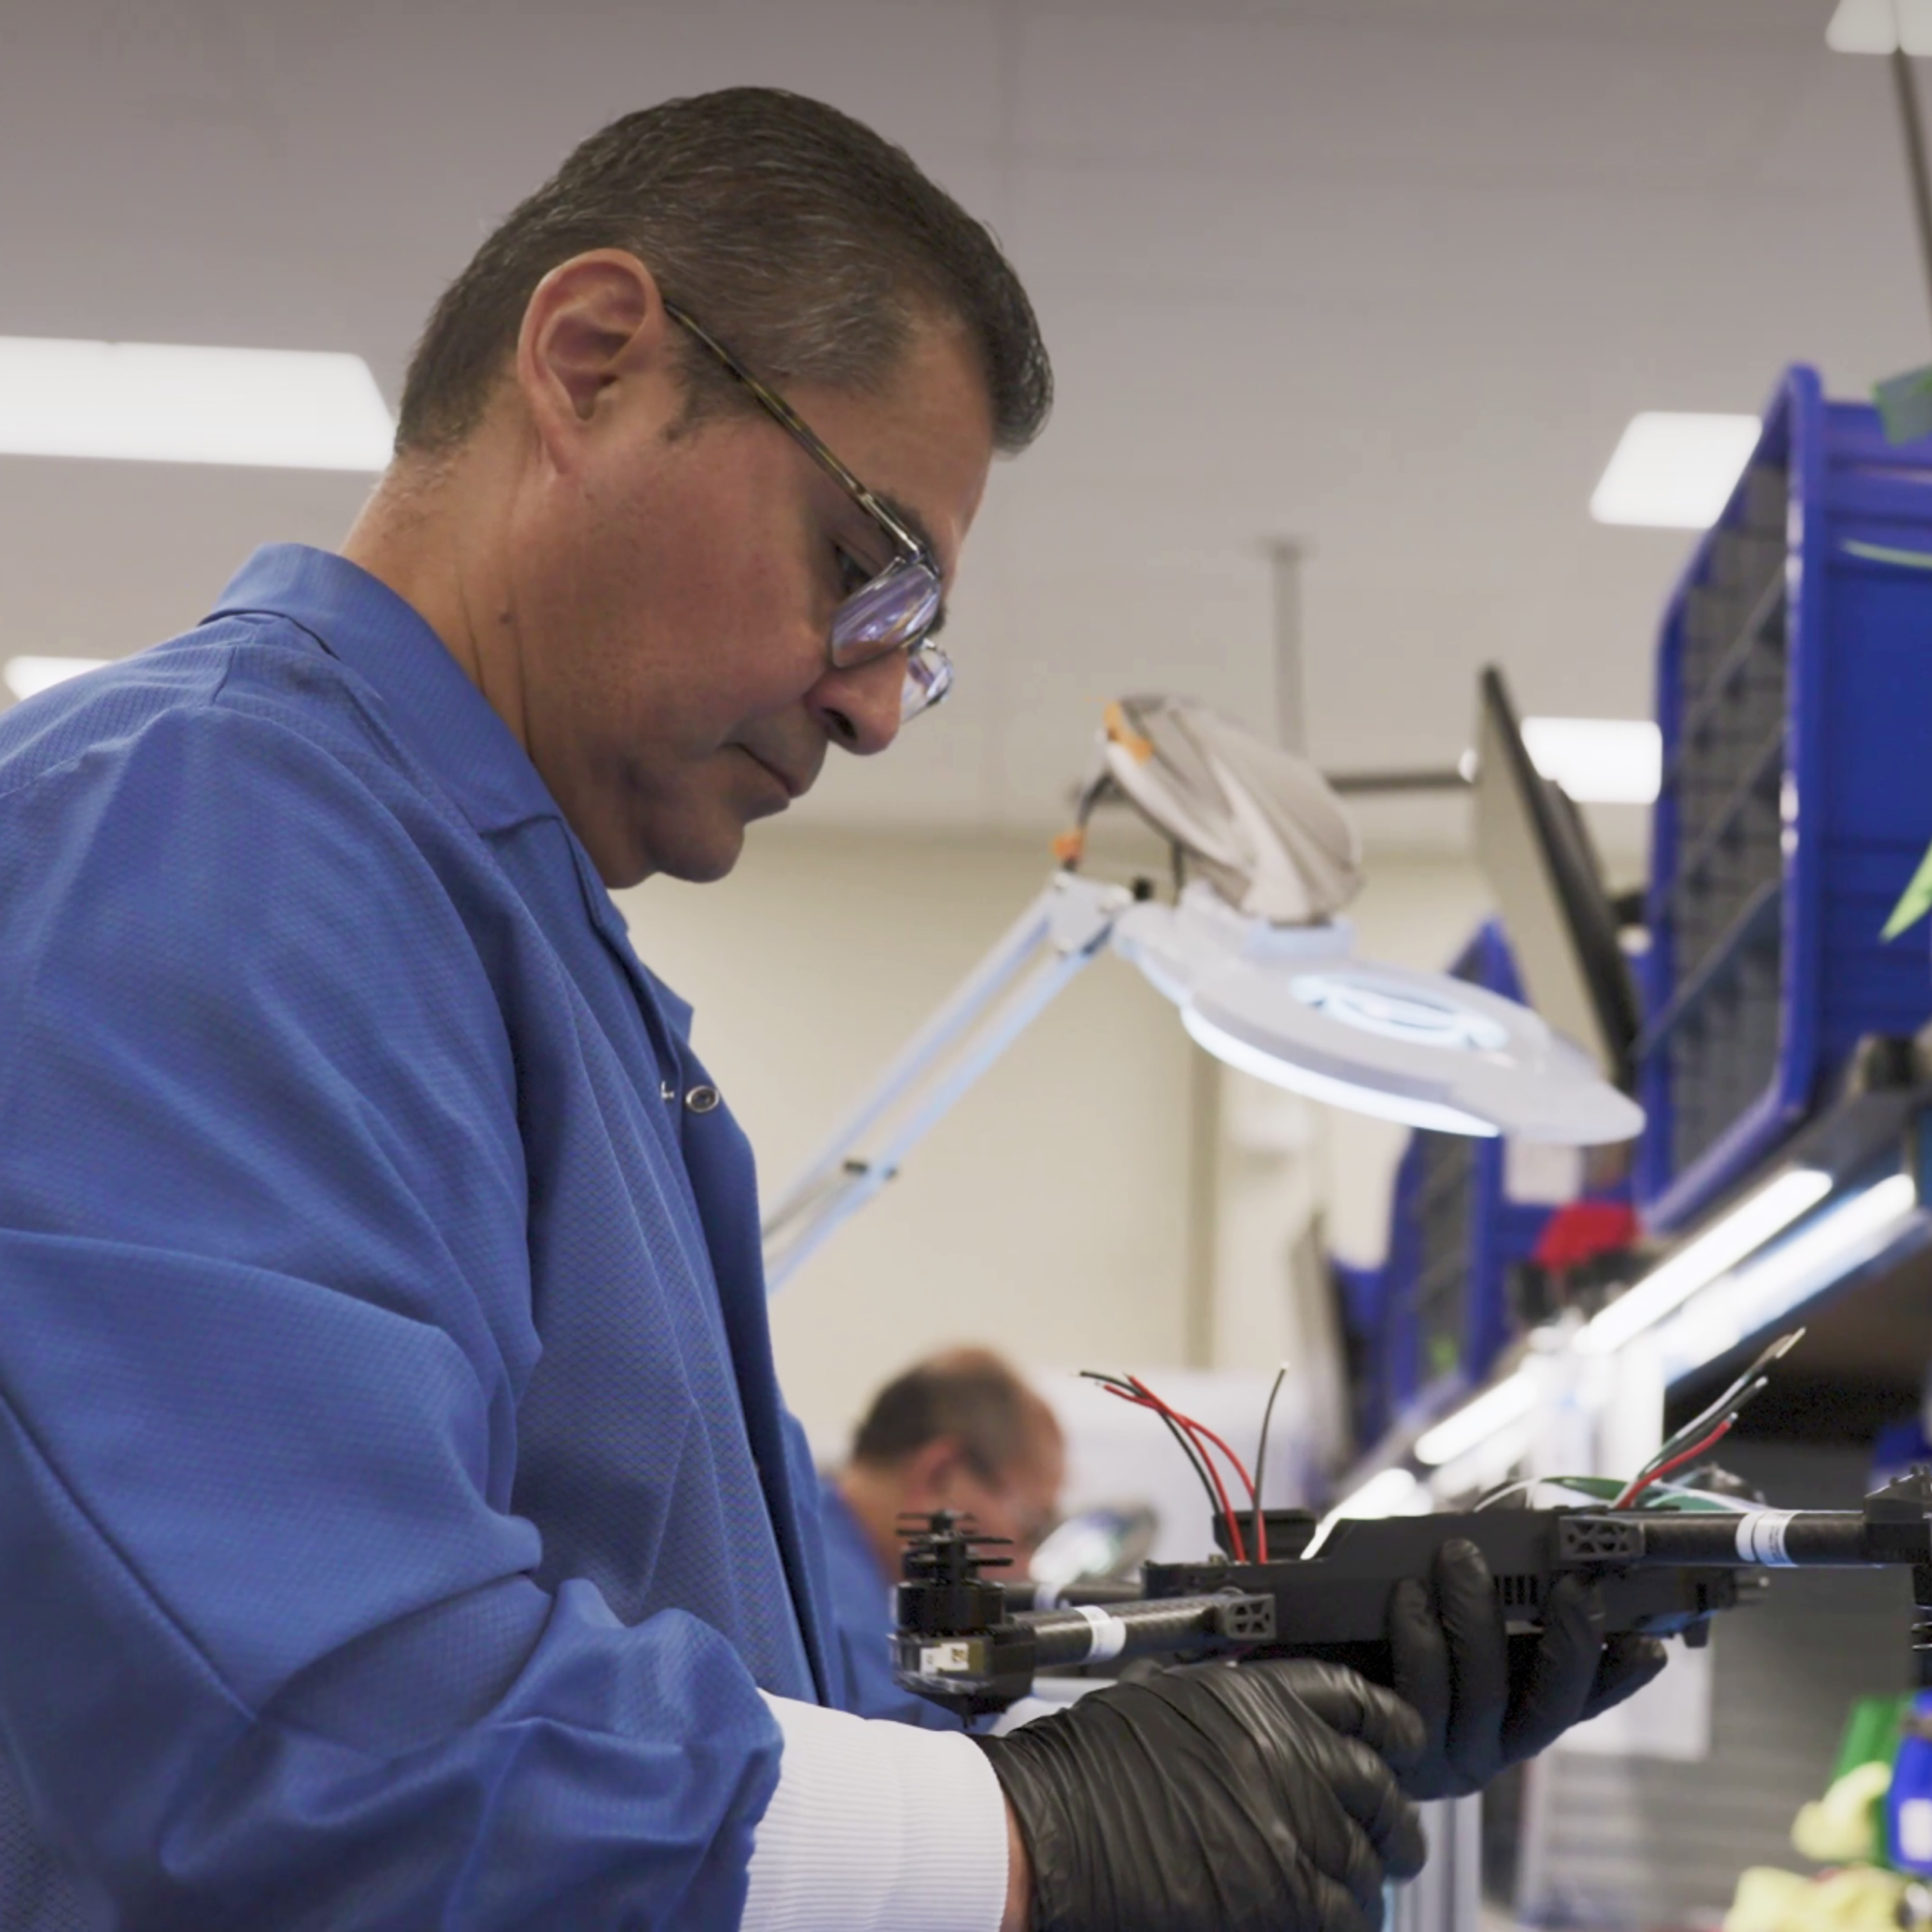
[
  {"xmin": 1627, "ymin": 1381, "xmax": 1761, "ymax": 1497},
  {"xmin": 1716, "ymin": 1328, "xmax": 1803, "ymax": 1412},
  {"xmin": 1647, "ymin": 1378, "xmax": 1761, "ymax": 1475},
  {"xmin": 1625, "ymin": 1329, "xmax": 1804, "ymax": 1492},
  {"xmin": 1082, "ymin": 1372, "xmax": 1216, "ymax": 1505},
  {"xmin": 1251, "ymin": 1364, "xmax": 1289, "ymax": 1560},
  {"xmin": 1081, "ymin": 1370, "xmax": 1220, "ymax": 1520},
  {"xmin": 1634, "ymin": 1329, "xmax": 1805, "ymax": 1486}
]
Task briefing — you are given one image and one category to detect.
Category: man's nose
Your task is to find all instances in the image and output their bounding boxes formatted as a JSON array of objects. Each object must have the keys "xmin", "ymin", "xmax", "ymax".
[{"xmin": 808, "ymin": 651, "xmax": 906, "ymax": 756}]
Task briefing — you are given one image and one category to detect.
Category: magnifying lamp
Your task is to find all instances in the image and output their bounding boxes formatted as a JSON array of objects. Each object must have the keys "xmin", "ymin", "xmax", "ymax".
[{"xmin": 761, "ymin": 695, "xmax": 1643, "ymax": 1289}]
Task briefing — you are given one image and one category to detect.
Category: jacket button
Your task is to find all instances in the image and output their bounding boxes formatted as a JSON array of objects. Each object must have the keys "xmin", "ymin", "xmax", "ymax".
[{"xmin": 685, "ymin": 1084, "xmax": 721, "ymax": 1114}]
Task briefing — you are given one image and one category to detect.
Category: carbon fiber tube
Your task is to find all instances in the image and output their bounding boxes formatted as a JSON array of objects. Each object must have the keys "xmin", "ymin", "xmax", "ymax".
[
  {"xmin": 1020, "ymin": 1597, "xmax": 1236, "ymax": 1670},
  {"xmin": 1627, "ymin": 1510, "xmax": 1900, "ymax": 1567}
]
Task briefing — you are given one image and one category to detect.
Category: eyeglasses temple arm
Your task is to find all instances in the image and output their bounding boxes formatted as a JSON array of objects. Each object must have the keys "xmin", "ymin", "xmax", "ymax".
[{"xmin": 663, "ymin": 299, "xmax": 929, "ymax": 560}]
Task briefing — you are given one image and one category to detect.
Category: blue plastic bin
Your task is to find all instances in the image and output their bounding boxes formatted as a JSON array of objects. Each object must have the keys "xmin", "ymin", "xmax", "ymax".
[
  {"xmin": 1368, "ymin": 924, "xmax": 1556, "ymax": 1434},
  {"xmin": 1638, "ymin": 365, "xmax": 1932, "ymax": 1233},
  {"xmin": 1332, "ymin": 1256, "xmax": 1392, "ymax": 1450}
]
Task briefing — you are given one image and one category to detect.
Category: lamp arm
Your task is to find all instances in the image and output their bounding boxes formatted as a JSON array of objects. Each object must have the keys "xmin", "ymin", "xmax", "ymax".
[{"xmin": 760, "ymin": 873, "xmax": 1130, "ymax": 1291}]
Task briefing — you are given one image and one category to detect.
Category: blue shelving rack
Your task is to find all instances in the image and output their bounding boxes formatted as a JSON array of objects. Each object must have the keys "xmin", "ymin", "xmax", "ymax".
[
  {"xmin": 1344, "ymin": 923, "xmax": 1557, "ymax": 1440},
  {"xmin": 1332, "ymin": 1256, "xmax": 1392, "ymax": 1450},
  {"xmin": 1638, "ymin": 365, "xmax": 1932, "ymax": 1233}
]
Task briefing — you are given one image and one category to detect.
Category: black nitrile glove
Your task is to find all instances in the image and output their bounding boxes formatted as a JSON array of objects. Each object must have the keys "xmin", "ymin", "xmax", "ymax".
[
  {"xmin": 1387, "ymin": 1537, "xmax": 1669, "ymax": 1799},
  {"xmin": 980, "ymin": 1660, "xmax": 1428, "ymax": 1932}
]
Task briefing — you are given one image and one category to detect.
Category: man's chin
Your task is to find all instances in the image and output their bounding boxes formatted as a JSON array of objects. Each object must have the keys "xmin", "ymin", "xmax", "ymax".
[
  {"xmin": 659, "ymin": 831, "xmax": 747, "ymax": 885},
  {"xmin": 652, "ymin": 809, "xmax": 763, "ymax": 885},
  {"xmin": 631, "ymin": 775, "xmax": 797, "ymax": 886}
]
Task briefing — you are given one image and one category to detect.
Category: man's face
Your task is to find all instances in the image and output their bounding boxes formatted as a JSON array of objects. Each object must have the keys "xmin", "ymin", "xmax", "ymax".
[
  {"xmin": 944, "ymin": 1435, "xmax": 1066, "ymax": 1577},
  {"xmin": 503, "ymin": 295, "xmax": 995, "ymax": 887}
]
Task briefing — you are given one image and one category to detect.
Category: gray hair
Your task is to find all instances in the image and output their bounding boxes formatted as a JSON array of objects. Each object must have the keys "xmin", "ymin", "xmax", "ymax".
[{"xmin": 397, "ymin": 88, "xmax": 1051, "ymax": 455}]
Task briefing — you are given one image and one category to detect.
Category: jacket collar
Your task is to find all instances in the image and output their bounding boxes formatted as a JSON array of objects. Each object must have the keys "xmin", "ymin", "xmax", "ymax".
[
  {"xmin": 207, "ymin": 544, "xmax": 699, "ymax": 1043},
  {"xmin": 206, "ymin": 543, "xmax": 562, "ymax": 839}
]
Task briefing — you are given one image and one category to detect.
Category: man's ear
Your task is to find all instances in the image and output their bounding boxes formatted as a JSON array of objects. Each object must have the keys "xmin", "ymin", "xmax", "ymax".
[{"xmin": 513, "ymin": 249, "xmax": 680, "ymax": 466}]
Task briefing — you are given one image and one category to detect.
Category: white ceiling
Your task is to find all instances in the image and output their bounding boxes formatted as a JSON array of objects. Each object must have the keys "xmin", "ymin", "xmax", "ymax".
[{"xmin": 0, "ymin": 0, "xmax": 1919, "ymax": 851}]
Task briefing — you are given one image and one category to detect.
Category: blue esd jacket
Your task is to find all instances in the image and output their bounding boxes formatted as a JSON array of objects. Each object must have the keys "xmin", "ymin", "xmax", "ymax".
[
  {"xmin": 0, "ymin": 545, "xmax": 849, "ymax": 1930},
  {"xmin": 815, "ymin": 1479, "xmax": 962, "ymax": 1732}
]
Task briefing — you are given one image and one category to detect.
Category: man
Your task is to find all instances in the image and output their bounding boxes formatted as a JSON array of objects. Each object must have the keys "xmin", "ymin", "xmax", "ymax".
[
  {"xmin": 819, "ymin": 1350, "xmax": 1063, "ymax": 1728},
  {"xmin": 0, "ymin": 89, "xmax": 1660, "ymax": 1932}
]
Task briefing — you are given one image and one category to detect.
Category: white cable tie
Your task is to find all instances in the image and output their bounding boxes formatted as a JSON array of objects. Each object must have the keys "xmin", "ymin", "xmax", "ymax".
[
  {"xmin": 1734, "ymin": 1509, "xmax": 1799, "ymax": 1566},
  {"xmin": 1072, "ymin": 1602, "xmax": 1129, "ymax": 1663}
]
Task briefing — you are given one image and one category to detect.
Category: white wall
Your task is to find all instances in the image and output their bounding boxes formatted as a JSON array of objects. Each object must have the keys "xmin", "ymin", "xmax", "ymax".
[
  {"xmin": 612, "ymin": 825, "xmax": 1197, "ymax": 1459},
  {"xmin": 613, "ymin": 826, "xmax": 1503, "ymax": 1463}
]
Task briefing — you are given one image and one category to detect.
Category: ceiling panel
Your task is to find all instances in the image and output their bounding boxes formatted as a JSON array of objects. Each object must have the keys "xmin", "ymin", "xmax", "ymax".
[
  {"xmin": 1011, "ymin": 10, "xmax": 1814, "ymax": 182},
  {"xmin": 0, "ymin": 0, "xmax": 1920, "ymax": 857}
]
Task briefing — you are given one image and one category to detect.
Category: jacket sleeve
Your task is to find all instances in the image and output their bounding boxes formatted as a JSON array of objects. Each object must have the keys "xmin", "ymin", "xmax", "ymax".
[{"xmin": 0, "ymin": 701, "xmax": 782, "ymax": 1929}]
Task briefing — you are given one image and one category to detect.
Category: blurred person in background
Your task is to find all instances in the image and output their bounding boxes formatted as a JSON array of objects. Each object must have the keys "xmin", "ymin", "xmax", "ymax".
[{"xmin": 820, "ymin": 1349, "xmax": 1064, "ymax": 1728}]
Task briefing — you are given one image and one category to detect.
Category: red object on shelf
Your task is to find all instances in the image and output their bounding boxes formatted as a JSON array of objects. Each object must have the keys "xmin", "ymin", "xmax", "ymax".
[{"xmin": 1533, "ymin": 1199, "xmax": 1638, "ymax": 1273}]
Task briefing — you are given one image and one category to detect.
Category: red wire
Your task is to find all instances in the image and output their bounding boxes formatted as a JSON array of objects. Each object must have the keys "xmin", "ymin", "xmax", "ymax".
[
  {"xmin": 1614, "ymin": 1415, "xmax": 1737, "ymax": 1509},
  {"xmin": 1118, "ymin": 1377, "xmax": 1265, "ymax": 1561},
  {"xmin": 1100, "ymin": 1385, "xmax": 1247, "ymax": 1560},
  {"xmin": 1128, "ymin": 1379, "xmax": 1262, "ymax": 1517},
  {"xmin": 1100, "ymin": 1385, "xmax": 1246, "ymax": 1560}
]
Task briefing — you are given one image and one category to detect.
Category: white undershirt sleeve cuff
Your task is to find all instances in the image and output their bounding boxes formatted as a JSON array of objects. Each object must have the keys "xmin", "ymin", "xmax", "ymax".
[{"xmin": 741, "ymin": 1692, "xmax": 1010, "ymax": 1932}]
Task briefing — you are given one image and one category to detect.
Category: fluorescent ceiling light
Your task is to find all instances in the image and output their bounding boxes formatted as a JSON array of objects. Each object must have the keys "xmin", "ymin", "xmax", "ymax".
[
  {"xmin": 3, "ymin": 656, "xmax": 109, "ymax": 701},
  {"xmin": 1662, "ymin": 1174, "xmax": 1920, "ymax": 1376},
  {"xmin": 1590, "ymin": 413, "xmax": 1761, "ymax": 530},
  {"xmin": 1521, "ymin": 717, "xmax": 1662, "ymax": 806},
  {"xmin": 1332, "ymin": 1466, "xmax": 1427, "ymax": 1519},
  {"xmin": 0, "ymin": 337, "xmax": 393, "ymax": 471},
  {"xmin": 1309, "ymin": 1466, "xmax": 1429, "ymax": 1551},
  {"xmin": 1414, "ymin": 1369, "xmax": 1537, "ymax": 1466},
  {"xmin": 1577, "ymin": 1168, "xmax": 1833, "ymax": 1356},
  {"xmin": 1827, "ymin": 0, "xmax": 1932, "ymax": 53}
]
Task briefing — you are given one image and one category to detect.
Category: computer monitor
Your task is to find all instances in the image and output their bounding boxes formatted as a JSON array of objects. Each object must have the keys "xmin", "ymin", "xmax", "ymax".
[{"xmin": 1471, "ymin": 666, "xmax": 1641, "ymax": 1090}]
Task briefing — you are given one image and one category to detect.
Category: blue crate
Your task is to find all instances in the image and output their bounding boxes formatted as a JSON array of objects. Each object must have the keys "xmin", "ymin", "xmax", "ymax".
[
  {"xmin": 1332, "ymin": 1256, "xmax": 1392, "ymax": 1450},
  {"xmin": 1363, "ymin": 924, "xmax": 1557, "ymax": 1434},
  {"xmin": 1638, "ymin": 365, "xmax": 1932, "ymax": 1233}
]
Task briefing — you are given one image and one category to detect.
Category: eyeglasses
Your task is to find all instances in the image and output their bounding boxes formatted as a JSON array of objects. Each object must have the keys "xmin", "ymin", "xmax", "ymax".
[{"xmin": 663, "ymin": 301, "xmax": 954, "ymax": 723}]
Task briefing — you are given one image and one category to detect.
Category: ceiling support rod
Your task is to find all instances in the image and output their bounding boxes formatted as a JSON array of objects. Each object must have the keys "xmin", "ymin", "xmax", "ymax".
[{"xmin": 1893, "ymin": 43, "xmax": 1932, "ymax": 335}]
